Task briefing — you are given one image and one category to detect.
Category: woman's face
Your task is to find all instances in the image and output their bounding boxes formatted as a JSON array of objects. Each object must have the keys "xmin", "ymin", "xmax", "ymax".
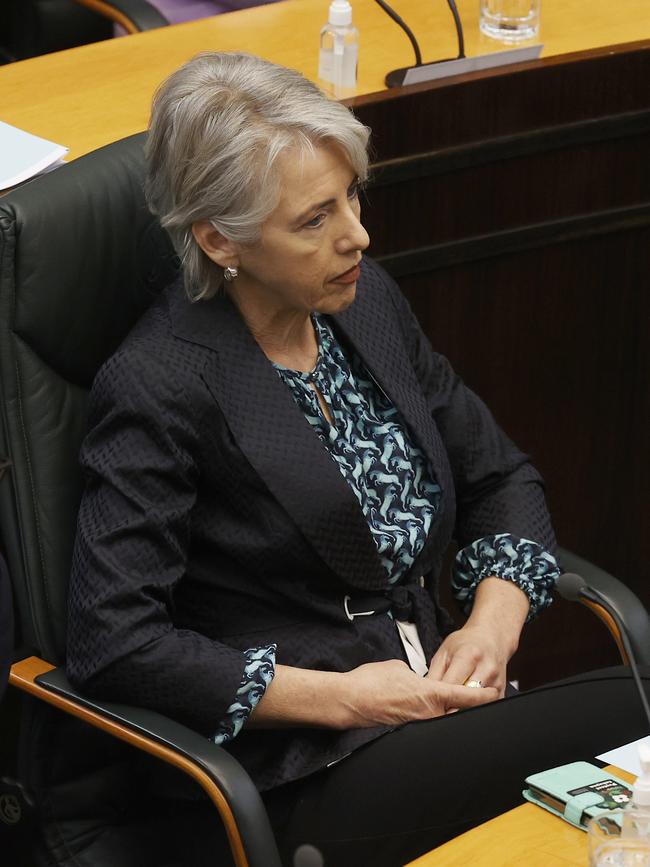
[{"xmin": 231, "ymin": 141, "xmax": 370, "ymax": 320}]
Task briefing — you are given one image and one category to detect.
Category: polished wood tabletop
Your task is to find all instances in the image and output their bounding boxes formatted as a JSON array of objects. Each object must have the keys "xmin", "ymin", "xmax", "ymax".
[
  {"xmin": 406, "ymin": 766, "xmax": 636, "ymax": 866},
  {"xmin": 0, "ymin": 0, "xmax": 649, "ymax": 160}
]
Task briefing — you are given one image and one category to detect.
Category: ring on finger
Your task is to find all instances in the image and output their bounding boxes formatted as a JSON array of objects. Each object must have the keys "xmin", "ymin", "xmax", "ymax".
[{"xmin": 464, "ymin": 679, "xmax": 483, "ymax": 688}]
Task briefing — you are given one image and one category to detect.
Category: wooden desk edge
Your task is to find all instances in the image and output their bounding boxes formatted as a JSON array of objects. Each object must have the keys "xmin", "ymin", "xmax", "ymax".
[
  {"xmin": 406, "ymin": 766, "xmax": 636, "ymax": 866},
  {"xmin": 346, "ymin": 38, "xmax": 650, "ymax": 108}
]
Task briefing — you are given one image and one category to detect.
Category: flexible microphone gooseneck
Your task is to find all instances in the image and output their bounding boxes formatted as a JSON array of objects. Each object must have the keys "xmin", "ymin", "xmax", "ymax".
[
  {"xmin": 372, "ymin": 0, "xmax": 422, "ymax": 67},
  {"xmin": 557, "ymin": 572, "xmax": 650, "ymax": 730},
  {"xmin": 372, "ymin": 0, "xmax": 466, "ymax": 87}
]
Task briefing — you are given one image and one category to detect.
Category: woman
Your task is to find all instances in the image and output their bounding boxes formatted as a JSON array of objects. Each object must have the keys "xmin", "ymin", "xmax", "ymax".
[{"xmin": 66, "ymin": 53, "xmax": 648, "ymax": 866}]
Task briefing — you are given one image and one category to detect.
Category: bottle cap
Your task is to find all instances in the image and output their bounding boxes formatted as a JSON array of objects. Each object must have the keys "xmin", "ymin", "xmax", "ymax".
[
  {"xmin": 632, "ymin": 742, "xmax": 650, "ymax": 807},
  {"xmin": 329, "ymin": 0, "xmax": 352, "ymax": 26}
]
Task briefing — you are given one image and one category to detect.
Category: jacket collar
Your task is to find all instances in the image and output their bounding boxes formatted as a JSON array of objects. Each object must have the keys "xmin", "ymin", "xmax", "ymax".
[
  {"xmin": 167, "ymin": 261, "xmax": 450, "ymax": 590},
  {"xmin": 332, "ymin": 263, "xmax": 454, "ymax": 579}
]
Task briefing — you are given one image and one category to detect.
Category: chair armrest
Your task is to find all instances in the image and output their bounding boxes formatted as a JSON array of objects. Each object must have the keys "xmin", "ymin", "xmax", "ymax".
[
  {"xmin": 10, "ymin": 656, "xmax": 281, "ymax": 867},
  {"xmin": 73, "ymin": 0, "xmax": 170, "ymax": 33},
  {"xmin": 558, "ymin": 547, "xmax": 650, "ymax": 667}
]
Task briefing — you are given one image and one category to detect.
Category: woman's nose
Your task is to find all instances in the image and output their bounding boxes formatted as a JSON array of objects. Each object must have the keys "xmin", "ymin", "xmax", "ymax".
[{"xmin": 336, "ymin": 211, "xmax": 370, "ymax": 253}]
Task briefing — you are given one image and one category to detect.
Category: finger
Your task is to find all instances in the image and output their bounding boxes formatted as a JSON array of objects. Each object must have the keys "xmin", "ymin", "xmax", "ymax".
[
  {"xmin": 426, "ymin": 646, "xmax": 449, "ymax": 681},
  {"xmin": 441, "ymin": 653, "xmax": 477, "ymax": 686},
  {"xmin": 477, "ymin": 666, "xmax": 506, "ymax": 694},
  {"xmin": 442, "ymin": 683, "xmax": 500, "ymax": 710}
]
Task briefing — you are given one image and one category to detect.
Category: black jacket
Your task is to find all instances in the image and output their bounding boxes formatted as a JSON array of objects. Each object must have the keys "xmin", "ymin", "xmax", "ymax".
[{"xmin": 67, "ymin": 256, "xmax": 555, "ymax": 790}]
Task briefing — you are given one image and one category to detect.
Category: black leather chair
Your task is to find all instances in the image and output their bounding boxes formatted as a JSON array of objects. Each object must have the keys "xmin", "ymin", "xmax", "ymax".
[
  {"xmin": 72, "ymin": 0, "xmax": 169, "ymax": 34},
  {"xmin": 0, "ymin": 133, "xmax": 648, "ymax": 867},
  {"xmin": 0, "ymin": 0, "xmax": 113, "ymax": 62},
  {"xmin": 0, "ymin": 552, "xmax": 13, "ymax": 703},
  {"xmin": 0, "ymin": 133, "xmax": 280, "ymax": 867}
]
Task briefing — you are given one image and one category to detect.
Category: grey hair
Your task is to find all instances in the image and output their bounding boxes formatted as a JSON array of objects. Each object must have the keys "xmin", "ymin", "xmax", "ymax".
[{"xmin": 145, "ymin": 52, "xmax": 371, "ymax": 301}]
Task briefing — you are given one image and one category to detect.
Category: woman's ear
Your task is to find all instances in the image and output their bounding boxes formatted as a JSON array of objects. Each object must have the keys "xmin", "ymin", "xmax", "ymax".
[{"xmin": 192, "ymin": 221, "xmax": 239, "ymax": 269}]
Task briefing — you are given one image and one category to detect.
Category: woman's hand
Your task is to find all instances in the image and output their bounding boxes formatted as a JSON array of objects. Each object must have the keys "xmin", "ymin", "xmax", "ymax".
[
  {"xmin": 428, "ymin": 577, "xmax": 530, "ymax": 698},
  {"xmin": 338, "ymin": 659, "xmax": 499, "ymax": 728},
  {"xmin": 427, "ymin": 623, "xmax": 511, "ymax": 697},
  {"xmin": 251, "ymin": 579, "xmax": 527, "ymax": 730},
  {"xmin": 250, "ymin": 658, "xmax": 499, "ymax": 731}
]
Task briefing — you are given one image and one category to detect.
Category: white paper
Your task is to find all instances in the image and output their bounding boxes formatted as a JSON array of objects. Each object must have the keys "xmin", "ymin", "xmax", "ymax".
[
  {"xmin": 0, "ymin": 120, "xmax": 68, "ymax": 190},
  {"xmin": 402, "ymin": 44, "xmax": 543, "ymax": 86},
  {"xmin": 597, "ymin": 736, "xmax": 650, "ymax": 777}
]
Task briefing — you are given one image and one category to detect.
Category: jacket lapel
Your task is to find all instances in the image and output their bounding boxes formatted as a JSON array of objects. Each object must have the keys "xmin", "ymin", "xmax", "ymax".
[
  {"xmin": 333, "ymin": 261, "xmax": 456, "ymax": 578},
  {"xmin": 168, "ymin": 282, "xmax": 388, "ymax": 591}
]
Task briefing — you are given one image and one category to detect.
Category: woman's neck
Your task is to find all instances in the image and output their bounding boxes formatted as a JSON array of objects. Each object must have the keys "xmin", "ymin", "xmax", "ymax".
[{"xmin": 228, "ymin": 288, "xmax": 319, "ymax": 372}]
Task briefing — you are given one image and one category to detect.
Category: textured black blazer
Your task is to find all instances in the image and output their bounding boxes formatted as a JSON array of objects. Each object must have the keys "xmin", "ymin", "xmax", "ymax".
[{"xmin": 67, "ymin": 257, "xmax": 554, "ymax": 790}]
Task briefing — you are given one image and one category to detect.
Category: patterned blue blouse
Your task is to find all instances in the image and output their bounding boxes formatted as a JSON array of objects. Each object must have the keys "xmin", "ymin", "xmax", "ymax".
[
  {"xmin": 211, "ymin": 315, "xmax": 559, "ymax": 745},
  {"xmin": 274, "ymin": 315, "xmax": 443, "ymax": 585}
]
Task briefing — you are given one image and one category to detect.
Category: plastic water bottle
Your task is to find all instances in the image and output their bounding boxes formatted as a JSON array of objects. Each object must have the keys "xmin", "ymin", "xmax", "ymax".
[
  {"xmin": 590, "ymin": 744, "xmax": 650, "ymax": 865},
  {"xmin": 318, "ymin": 0, "xmax": 358, "ymax": 99}
]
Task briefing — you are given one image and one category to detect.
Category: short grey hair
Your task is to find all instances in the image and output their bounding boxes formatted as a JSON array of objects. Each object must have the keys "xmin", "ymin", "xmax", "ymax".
[{"xmin": 145, "ymin": 52, "xmax": 371, "ymax": 301}]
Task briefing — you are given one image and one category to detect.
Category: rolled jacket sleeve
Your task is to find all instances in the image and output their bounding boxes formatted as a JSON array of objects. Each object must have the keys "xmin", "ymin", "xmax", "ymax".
[
  {"xmin": 453, "ymin": 533, "xmax": 559, "ymax": 620},
  {"xmin": 212, "ymin": 645, "xmax": 277, "ymax": 745},
  {"xmin": 66, "ymin": 346, "xmax": 253, "ymax": 736}
]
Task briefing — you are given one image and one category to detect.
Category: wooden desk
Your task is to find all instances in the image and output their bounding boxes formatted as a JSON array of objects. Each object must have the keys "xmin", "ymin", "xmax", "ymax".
[
  {"xmin": 0, "ymin": 0, "xmax": 649, "ymax": 159},
  {"xmin": 407, "ymin": 767, "xmax": 635, "ymax": 866}
]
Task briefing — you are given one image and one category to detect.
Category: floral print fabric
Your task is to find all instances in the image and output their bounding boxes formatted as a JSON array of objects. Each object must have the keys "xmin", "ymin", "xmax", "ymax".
[
  {"xmin": 275, "ymin": 315, "xmax": 442, "ymax": 585},
  {"xmin": 453, "ymin": 533, "xmax": 558, "ymax": 621},
  {"xmin": 212, "ymin": 645, "xmax": 276, "ymax": 746}
]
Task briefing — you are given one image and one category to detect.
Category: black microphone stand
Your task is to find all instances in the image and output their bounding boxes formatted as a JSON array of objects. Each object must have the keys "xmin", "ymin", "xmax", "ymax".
[
  {"xmin": 373, "ymin": 0, "xmax": 466, "ymax": 88},
  {"xmin": 558, "ymin": 573, "xmax": 650, "ymax": 731},
  {"xmin": 582, "ymin": 584, "xmax": 650, "ymax": 729}
]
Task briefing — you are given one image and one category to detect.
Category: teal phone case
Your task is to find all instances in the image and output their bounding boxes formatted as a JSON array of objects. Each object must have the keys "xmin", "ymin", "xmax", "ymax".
[{"xmin": 523, "ymin": 761, "xmax": 632, "ymax": 831}]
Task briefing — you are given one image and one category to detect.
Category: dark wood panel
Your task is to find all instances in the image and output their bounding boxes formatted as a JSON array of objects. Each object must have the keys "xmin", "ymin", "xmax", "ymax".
[
  {"xmin": 401, "ymin": 228, "xmax": 649, "ymax": 570},
  {"xmin": 351, "ymin": 42, "xmax": 650, "ymax": 686},
  {"xmin": 350, "ymin": 42, "xmax": 650, "ymax": 158},
  {"xmin": 364, "ymin": 135, "xmax": 650, "ymax": 257}
]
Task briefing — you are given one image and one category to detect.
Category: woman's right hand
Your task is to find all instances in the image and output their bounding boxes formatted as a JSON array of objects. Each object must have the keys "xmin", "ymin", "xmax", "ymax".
[
  {"xmin": 250, "ymin": 659, "xmax": 498, "ymax": 730},
  {"xmin": 338, "ymin": 659, "xmax": 499, "ymax": 728}
]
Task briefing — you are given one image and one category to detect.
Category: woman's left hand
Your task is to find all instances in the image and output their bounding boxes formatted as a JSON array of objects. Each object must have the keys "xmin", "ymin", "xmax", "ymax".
[
  {"xmin": 427, "ymin": 576, "xmax": 530, "ymax": 701},
  {"xmin": 426, "ymin": 621, "xmax": 511, "ymax": 698}
]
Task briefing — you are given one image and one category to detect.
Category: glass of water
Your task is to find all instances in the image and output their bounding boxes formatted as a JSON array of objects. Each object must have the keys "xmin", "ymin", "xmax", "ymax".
[
  {"xmin": 479, "ymin": 0, "xmax": 540, "ymax": 42},
  {"xmin": 588, "ymin": 810, "xmax": 650, "ymax": 866}
]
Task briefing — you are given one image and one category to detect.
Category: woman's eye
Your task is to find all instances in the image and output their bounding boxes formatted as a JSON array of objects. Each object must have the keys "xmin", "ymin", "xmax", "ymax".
[
  {"xmin": 348, "ymin": 181, "xmax": 360, "ymax": 200},
  {"xmin": 304, "ymin": 213, "xmax": 326, "ymax": 229}
]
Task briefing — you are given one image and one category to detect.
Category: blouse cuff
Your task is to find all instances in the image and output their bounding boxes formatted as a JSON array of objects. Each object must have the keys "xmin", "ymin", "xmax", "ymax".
[
  {"xmin": 452, "ymin": 534, "xmax": 559, "ymax": 621},
  {"xmin": 212, "ymin": 644, "xmax": 277, "ymax": 746}
]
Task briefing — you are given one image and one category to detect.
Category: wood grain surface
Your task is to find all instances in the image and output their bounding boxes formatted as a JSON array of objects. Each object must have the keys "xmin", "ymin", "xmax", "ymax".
[
  {"xmin": 0, "ymin": 0, "xmax": 649, "ymax": 159},
  {"xmin": 407, "ymin": 766, "xmax": 636, "ymax": 866}
]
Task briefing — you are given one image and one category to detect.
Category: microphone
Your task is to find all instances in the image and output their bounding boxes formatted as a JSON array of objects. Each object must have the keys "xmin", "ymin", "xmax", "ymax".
[
  {"xmin": 293, "ymin": 843, "xmax": 325, "ymax": 867},
  {"xmin": 556, "ymin": 572, "xmax": 589, "ymax": 603},
  {"xmin": 373, "ymin": 0, "xmax": 466, "ymax": 88},
  {"xmin": 557, "ymin": 572, "xmax": 650, "ymax": 730}
]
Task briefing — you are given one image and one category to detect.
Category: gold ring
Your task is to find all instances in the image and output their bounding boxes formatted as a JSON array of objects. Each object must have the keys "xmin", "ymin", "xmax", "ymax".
[{"xmin": 464, "ymin": 679, "xmax": 483, "ymax": 688}]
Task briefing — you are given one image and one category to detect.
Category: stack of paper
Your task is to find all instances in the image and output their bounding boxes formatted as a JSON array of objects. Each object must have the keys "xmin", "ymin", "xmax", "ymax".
[
  {"xmin": 0, "ymin": 120, "xmax": 68, "ymax": 191},
  {"xmin": 597, "ymin": 736, "xmax": 650, "ymax": 776}
]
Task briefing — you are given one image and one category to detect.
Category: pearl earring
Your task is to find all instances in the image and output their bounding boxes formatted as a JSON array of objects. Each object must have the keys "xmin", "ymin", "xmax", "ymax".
[{"xmin": 223, "ymin": 266, "xmax": 239, "ymax": 282}]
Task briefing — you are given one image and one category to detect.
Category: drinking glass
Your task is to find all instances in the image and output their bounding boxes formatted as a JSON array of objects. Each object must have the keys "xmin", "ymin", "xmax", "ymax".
[{"xmin": 479, "ymin": 0, "xmax": 540, "ymax": 42}]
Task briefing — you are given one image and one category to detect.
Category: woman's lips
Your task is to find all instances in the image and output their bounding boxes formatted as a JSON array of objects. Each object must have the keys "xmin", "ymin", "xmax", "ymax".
[{"xmin": 331, "ymin": 264, "xmax": 361, "ymax": 284}]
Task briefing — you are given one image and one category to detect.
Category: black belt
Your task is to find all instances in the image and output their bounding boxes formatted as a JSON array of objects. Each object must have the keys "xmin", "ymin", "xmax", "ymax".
[{"xmin": 343, "ymin": 585, "xmax": 417, "ymax": 622}]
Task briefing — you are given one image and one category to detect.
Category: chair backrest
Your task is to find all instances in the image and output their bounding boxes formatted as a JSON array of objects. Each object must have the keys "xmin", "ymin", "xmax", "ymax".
[
  {"xmin": 0, "ymin": 553, "xmax": 12, "ymax": 701},
  {"xmin": 1, "ymin": 0, "xmax": 113, "ymax": 61},
  {"xmin": 0, "ymin": 133, "xmax": 179, "ymax": 664}
]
